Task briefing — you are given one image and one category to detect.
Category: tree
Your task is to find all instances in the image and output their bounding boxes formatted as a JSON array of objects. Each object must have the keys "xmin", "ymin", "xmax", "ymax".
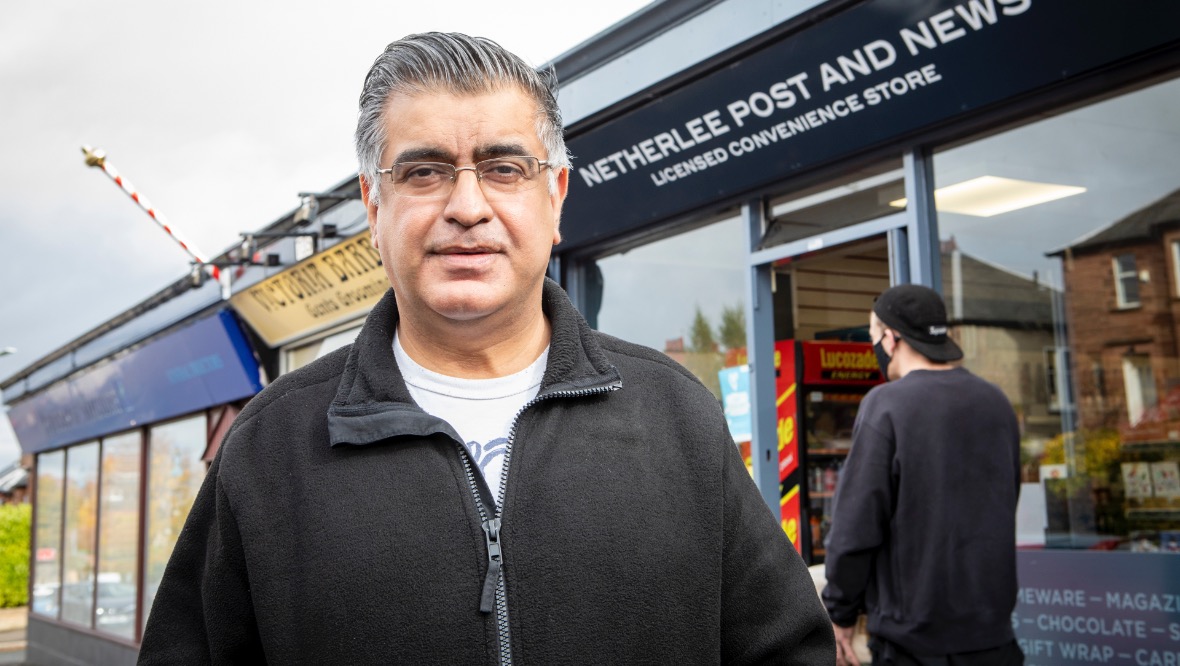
[
  {"xmin": 689, "ymin": 306, "xmax": 716, "ymax": 354},
  {"xmin": 719, "ymin": 303, "xmax": 746, "ymax": 351},
  {"xmin": 0, "ymin": 504, "xmax": 31, "ymax": 607}
]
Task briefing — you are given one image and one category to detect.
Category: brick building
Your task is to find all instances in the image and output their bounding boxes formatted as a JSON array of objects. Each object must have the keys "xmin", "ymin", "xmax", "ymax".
[{"xmin": 1054, "ymin": 188, "xmax": 1180, "ymax": 438}]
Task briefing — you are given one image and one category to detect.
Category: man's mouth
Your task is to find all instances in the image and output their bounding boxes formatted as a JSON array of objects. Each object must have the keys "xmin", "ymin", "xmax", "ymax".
[
  {"xmin": 436, "ymin": 244, "xmax": 498, "ymax": 255},
  {"xmin": 431, "ymin": 245, "xmax": 500, "ymax": 270}
]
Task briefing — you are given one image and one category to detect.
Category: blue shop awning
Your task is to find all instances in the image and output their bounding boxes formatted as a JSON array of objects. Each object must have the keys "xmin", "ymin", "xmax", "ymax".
[{"xmin": 7, "ymin": 310, "xmax": 263, "ymax": 454}]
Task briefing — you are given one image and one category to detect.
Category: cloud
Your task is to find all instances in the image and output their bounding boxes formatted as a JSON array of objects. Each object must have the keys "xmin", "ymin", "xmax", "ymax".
[{"xmin": 0, "ymin": 0, "xmax": 653, "ymax": 458}]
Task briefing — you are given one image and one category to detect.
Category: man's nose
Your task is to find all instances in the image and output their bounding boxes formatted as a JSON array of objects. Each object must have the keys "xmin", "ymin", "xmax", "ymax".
[{"xmin": 444, "ymin": 167, "xmax": 492, "ymax": 227}]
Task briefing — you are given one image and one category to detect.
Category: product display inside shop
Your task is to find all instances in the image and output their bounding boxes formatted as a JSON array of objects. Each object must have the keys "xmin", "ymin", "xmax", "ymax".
[
  {"xmin": 760, "ymin": 235, "xmax": 890, "ymax": 561},
  {"xmin": 804, "ymin": 390, "xmax": 861, "ymax": 555},
  {"xmin": 775, "ymin": 340, "xmax": 883, "ymax": 563}
]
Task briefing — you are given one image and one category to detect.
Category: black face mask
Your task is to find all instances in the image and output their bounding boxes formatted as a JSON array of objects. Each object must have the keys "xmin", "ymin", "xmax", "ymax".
[{"xmin": 873, "ymin": 336, "xmax": 893, "ymax": 380}]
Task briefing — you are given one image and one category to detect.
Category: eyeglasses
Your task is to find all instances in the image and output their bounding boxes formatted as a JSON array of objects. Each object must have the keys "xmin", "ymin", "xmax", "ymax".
[{"xmin": 377, "ymin": 156, "xmax": 552, "ymax": 199}]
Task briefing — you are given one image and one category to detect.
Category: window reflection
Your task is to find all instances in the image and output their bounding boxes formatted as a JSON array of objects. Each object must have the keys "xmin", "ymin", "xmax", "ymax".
[
  {"xmin": 60, "ymin": 442, "xmax": 98, "ymax": 628},
  {"xmin": 284, "ymin": 325, "xmax": 362, "ymax": 373},
  {"xmin": 32, "ymin": 450, "xmax": 64, "ymax": 618},
  {"xmin": 97, "ymin": 431, "xmax": 141, "ymax": 639},
  {"xmin": 592, "ymin": 216, "xmax": 748, "ymax": 399},
  {"xmin": 143, "ymin": 415, "xmax": 206, "ymax": 629},
  {"xmin": 1112, "ymin": 253, "xmax": 1141, "ymax": 308},
  {"xmin": 762, "ymin": 163, "xmax": 904, "ymax": 251},
  {"xmin": 936, "ymin": 75, "xmax": 1180, "ymax": 553}
]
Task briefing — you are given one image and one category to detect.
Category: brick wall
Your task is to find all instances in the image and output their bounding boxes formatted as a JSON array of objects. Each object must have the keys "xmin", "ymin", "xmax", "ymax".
[{"xmin": 1063, "ymin": 240, "xmax": 1180, "ymax": 431}]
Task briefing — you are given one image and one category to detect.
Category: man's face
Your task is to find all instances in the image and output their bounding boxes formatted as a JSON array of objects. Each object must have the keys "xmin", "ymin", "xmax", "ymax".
[
  {"xmin": 869, "ymin": 312, "xmax": 886, "ymax": 346},
  {"xmin": 869, "ymin": 311, "xmax": 897, "ymax": 380},
  {"xmin": 361, "ymin": 87, "xmax": 568, "ymax": 328}
]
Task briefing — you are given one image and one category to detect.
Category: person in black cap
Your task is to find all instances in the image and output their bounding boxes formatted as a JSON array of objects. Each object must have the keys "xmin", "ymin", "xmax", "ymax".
[{"xmin": 823, "ymin": 284, "xmax": 1024, "ymax": 666}]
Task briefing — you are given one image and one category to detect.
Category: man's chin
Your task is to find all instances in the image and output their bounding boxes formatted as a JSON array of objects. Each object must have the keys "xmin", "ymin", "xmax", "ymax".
[{"xmin": 424, "ymin": 285, "xmax": 504, "ymax": 323}]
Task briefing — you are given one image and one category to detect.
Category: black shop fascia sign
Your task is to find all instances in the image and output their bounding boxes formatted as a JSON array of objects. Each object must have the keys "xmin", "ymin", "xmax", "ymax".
[{"xmin": 560, "ymin": 0, "xmax": 1180, "ymax": 250}]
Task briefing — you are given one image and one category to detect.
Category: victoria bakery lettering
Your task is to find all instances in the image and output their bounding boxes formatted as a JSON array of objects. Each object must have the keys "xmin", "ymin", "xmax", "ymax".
[
  {"xmin": 247, "ymin": 238, "xmax": 383, "ymax": 314},
  {"xmin": 321, "ymin": 238, "xmax": 383, "ymax": 283}
]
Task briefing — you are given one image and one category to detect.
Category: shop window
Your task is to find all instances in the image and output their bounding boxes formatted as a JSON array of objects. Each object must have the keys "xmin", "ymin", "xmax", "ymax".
[
  {"xmin": 1113, "ymin": 253, "xmax": 1141, "ymax": 308},
  {"xmin": 934, "ymin": 74, "xmax": 1180, "ymax": 552},
  {"xmin": 589, "ymin": 215, "xmax": 748, "ymax": 400},
  {"xmin": 96, "ymin": 431, "xmax": 141, "ymax": 639},
  {"xmin": 60, "ymin": 442, "xmax": 98, "ymax": 628},
  {"xmin": 143, "ymin": 415, "xmax": 207, "ymax": 631},
  {"xmin": 283, "ymin": 324, "xmax": 363, "ymax": 374},
  {"xmin": 32, "ymin": 450, "xmax": 65, "ymax": 618},
  {"xmin": 761, "ymin": 161, "xmax": 904, "ymax": 251}
]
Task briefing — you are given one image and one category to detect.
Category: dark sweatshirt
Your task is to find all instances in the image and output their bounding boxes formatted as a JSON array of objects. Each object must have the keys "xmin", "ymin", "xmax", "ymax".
[
  {"xmin": 138, "ymin": 279, "xmax": 834, "ymax": 665},
  {"xmin": 822, "ymin": 367, "xmax": 1021, "ymax": 655}
]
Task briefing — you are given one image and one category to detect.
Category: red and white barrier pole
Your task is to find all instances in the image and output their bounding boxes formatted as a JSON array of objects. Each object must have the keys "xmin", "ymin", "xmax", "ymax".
[{"xmin": 82, "ymin": 145, "xmax": 221, "ymax": 281}]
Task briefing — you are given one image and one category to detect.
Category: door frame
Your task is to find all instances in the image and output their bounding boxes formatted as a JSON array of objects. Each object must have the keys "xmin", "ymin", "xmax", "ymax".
[{"xmin": 743, "ymin": 147, "xmax": 937, "ymax": 522}]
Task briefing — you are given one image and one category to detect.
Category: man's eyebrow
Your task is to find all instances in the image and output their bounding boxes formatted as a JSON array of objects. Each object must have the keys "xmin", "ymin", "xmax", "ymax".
[
  {"xmin": 393, "ymin": 143, "xmax": 534, "ymax": 165},
  {"xmin": 393, "ymin": 147, "xmax": 453, "ymax": 163},
  {"xmin": 474, "ymin": 143, "xmax": 531, "ymax": 160}
]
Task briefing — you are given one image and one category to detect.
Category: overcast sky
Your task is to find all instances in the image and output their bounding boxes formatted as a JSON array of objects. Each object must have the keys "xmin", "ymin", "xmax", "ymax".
[{"xmin": 0, "ymin": 0, "xmax": 655, "ymax": 465}]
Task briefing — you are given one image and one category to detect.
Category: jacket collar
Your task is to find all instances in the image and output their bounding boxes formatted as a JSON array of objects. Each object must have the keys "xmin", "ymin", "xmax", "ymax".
[{"xmin": 327, "ymin": 278, "xmax": 621, "ymax": 447}]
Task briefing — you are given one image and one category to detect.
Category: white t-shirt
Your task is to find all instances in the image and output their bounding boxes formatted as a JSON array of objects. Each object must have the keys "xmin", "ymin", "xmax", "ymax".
[{"xmin": 393, "ymin": 331, "xmax": 547, "ymax": 506}]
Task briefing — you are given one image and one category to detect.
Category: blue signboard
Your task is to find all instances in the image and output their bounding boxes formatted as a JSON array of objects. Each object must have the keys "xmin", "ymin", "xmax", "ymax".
[
  {"xmin": 718, "ymin": 365, "xmax": 752, "ymax": 442},
  {"xmin": 7, "ymin": 310, "xmax": 262, "ymax": 453},
  {"xmin": 1015, "ymin": 550, "xmax": 1180, "ymax": 664},
  {"xmin": 561, "ymin": 0, "xmax": 1180, "ymax": 249}
]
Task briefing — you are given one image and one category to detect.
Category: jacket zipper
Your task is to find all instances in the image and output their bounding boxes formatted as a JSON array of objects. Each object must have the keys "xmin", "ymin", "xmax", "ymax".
[{"xmin": 456, "ymin": 379, "xmax": 622, "ymax": 666}]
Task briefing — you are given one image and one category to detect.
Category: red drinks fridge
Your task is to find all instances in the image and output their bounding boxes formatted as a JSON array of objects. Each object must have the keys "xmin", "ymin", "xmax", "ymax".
[{"xmin": 774, "ymin": 340, "xmax": 883, "ymax": 564}]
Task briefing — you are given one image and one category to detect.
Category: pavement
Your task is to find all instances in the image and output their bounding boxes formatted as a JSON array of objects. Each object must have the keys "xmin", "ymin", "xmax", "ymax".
[
  {"xmin": 0, "ymin": 608, "xmax": 25, "ymax": 633},
  {"xmin": 0, "ymin": 607, "xmax": 27, "ymax": 664}
]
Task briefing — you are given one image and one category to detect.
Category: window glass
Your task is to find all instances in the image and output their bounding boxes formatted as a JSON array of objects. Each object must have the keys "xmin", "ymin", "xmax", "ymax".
[
  {"xmin": 761, "ymin": 161, "xmax": 904, "ymax": 251},
  {"xmin": 97, "ymin": 431, "xmax": 141, "ymax": 639},
  {"xmin": 1113, "ymin": 253, "xmax": 1141, "ymax": 307},
  {"xmin": 32, "ymin": 450, "xmax": 65, "ymax": 618},
  {"xmin": 143, "ymin": 415, "xmax": 206, "ymax": 629},
  {"xmin": 1171, "ymin": 241, "xmax": 1180, "ymax": 294},
  {"xmin": 283, "ymin": 324, "xmax": 362, "ymax": 374},
  {"xmin": 60, "ymin": 442, "xmax": 99, "ymax": 628},
  {"xmin": 935, "ymin": 75, "xmax": 1180, "ymax": 552},
  {"xmin": 591, "ymin": 216, "xmax": 748, "ymax": 400}
]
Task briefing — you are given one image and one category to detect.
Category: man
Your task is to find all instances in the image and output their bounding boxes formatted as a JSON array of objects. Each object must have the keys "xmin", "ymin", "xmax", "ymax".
[
  {"xmin": 138, "ymin": 33, "xmax": 833, "ymax": 664},
  {"xmin": 823, "ymin": 284, "xmax": 1023, "ymax": 666}
]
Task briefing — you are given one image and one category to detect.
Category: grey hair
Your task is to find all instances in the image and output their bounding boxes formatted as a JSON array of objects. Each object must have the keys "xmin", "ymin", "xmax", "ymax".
[{"xmin": 355, "ymin": 32, "xmax": 570, "ymax": 203}]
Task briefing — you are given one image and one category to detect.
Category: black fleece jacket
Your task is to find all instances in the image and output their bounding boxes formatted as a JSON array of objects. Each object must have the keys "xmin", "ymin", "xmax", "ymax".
[
  {"xmin": 822, "ymin": 367, "xmax": 1021, "ymax": 655},
  {"xmin": 138, "ymin": 279, "xmax": 834, "ymax": 665}
]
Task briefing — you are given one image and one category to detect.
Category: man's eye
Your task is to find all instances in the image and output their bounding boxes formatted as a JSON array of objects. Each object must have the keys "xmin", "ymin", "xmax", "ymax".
[
  {"xmin": 401, "ymin": 165, "xmax": 449, "ymax": 181},
  {"xmin": 481, "ymin": 161, "xmax": 526, "ymax": 182}
]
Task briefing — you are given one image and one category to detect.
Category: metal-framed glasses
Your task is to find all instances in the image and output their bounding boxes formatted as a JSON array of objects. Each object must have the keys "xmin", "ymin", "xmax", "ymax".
[{"xmin": 377, "ymin": 156, "xmax": 552, "ymax": 199}]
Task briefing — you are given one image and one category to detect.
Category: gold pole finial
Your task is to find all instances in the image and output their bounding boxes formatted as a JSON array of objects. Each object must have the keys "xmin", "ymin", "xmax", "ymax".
[{"xmin": 81, "ymin": 145, "xmax": 107, "ymax": 168}]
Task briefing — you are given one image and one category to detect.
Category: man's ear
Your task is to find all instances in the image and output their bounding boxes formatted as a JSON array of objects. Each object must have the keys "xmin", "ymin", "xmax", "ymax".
[
  {"xmin": 550, "ymin": 167, "xmax": 569, "ymax": 246},
  {"xmin": 360, "ymin": 174, "xmax": 379, "ymax": 249}
]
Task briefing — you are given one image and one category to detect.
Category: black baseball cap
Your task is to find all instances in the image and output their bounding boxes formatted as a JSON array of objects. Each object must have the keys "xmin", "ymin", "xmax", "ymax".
[{"xmin": 872, "ymin": 284, "xmax": 963, "ymax": 363}]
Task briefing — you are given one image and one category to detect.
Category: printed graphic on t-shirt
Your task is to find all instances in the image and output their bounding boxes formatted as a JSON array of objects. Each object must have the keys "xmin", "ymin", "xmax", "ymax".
[{"xmin": 469, "ymin": 437, "xmax": 508, "ymax": 479}]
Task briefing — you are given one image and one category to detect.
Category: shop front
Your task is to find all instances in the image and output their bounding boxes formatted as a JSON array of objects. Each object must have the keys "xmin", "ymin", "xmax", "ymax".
[
  {"xmin": 229, "ymin": 231, "xmax": 389, "ymax": 375},
  {"xmin": 551, "ymin": 0, "xmax": 1180, "ymax": 660},
  {"xmin": 8, "ymin": 310, "xmax": 261, "ymax": 665},
  {"xmin": 4, "ymin": 2, "xmax": 1179, "ymax": 661}
]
